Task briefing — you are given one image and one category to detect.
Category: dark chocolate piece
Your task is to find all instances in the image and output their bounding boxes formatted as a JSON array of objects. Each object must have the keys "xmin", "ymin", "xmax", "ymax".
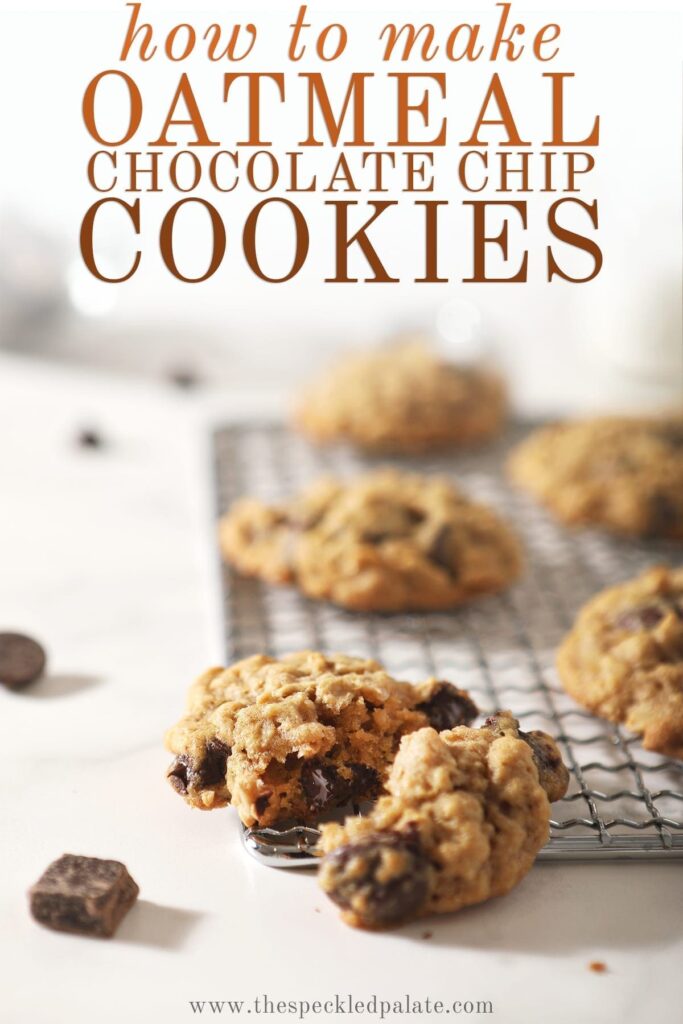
[
  {"xmin": 300, "ymin": 761, "xmax": 380, "ymax": 814},
  {"xmin": 196, "ymin": 739, "xmax": 230, "ymax": 787},
  {"xmin": 168, "ymin": 367, "xmax": 200, "ymax": 390},
  {"xmin": 0, "ymin": 632, "xmax": 46, "ymax": 690},
  {"xmin": 167, "ymin": 755, "xmax": 190, "ymax": 794},
  {"xmin": 647, "ymin": 493, "xmax": 680, "ymax": 535},
  {"xmin": 167, "ymin": 739, "xmax": 231, "ymax": 795},
  {"xmin": 254, "ymin": 793, "xmax": 271, "ymax": 816},
  {"xmin": 29, "ymin": 854, "xmax": 139, "ymax": 938},
  {"xmin": 76, "ymin": 428, "xmax": 104, "ymax": 449},
  {"xmin": 484, "ymin": 715, "xmax": 569, "ymax": 802},
  {"xmin": 416, "ymin": 683, "xmax": 478, "ymax": 732},
  {"xmin": 321, "ymin": 833, "xmax": 430, "ymax": 927},
  {"xmin": 613, "ymin": 604, "xmax": 667, "ymax": 632},
  {"xmin": 518, "ymin": 729, "xmax": 569, "ymax": 801},
  {"xmin": 426, "ymin": 525, "xmax": 459, "ymax": 575},
  {"xmin": 614, "ymin": 597, "xmax": 683, "ymax": 633},
  {"xmin": 655, "ymin": 424, "xmax": 683, "ymax": 448}
]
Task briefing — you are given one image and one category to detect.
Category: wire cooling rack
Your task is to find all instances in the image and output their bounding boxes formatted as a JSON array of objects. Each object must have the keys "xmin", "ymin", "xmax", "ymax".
[{"xmin": 212, "ymin": 422, "xmax": 683, "ymax": 861}]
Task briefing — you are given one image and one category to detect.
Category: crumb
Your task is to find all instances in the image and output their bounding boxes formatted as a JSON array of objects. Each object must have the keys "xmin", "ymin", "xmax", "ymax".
[
  {"xmin": 168, "ymin": 367, "xmax": 200, "ymax": 390},
  {"xmin": 422, "ymin": 930, "xmax": 433, "ymax": 940},
  {"xmin": 314, "ymin": 908, "xmax": 321, "ymax": 913},
  {"xmin": 589, "ymin": 961, "xmax": 607, "ymax": 973},
  {"xmin": 76, "ymin": 428, "xmax": 105, "ymax": 449}
]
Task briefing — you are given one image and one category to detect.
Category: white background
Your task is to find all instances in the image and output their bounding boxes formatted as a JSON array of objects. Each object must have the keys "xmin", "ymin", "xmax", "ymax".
[{"xmin": 0, "ymin": 0, "xmax": 681, "ymax": 410}]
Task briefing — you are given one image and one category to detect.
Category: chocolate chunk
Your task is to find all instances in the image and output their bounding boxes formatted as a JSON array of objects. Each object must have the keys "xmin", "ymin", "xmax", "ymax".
[
  {"xmin": 483, "ymin": 715, "xmax": 568, "ymax": 801},
  {"xmin": 613, "ymin": 604, "xmax": 667, "ymax": 632},
  {"xmin": 167, "ymin": 739, "xmax": 230, "ymax": 795},
  {"xmin": 358, "ymin": 504, "xmax": 425, "ymax": 545},
  {"xmin": 321, "ymin": 833, "xmax": 430, "ymax": 927},
  {"xmin": 416, "ymin": 683, "xmax": 478, "ymax": 731},
  {"xmin": 519, "ymin": 729, "xmax": 569, "ymax": 802},
  {"xmin": 647, "ymin": 493, "xmax": 680, "ymax": 535},
  {"xmin": 167, "ymin": 367, "xmax": 200, "ymax": 390},
  {"xmin": 300, "ymin": 761, "xmax": 379, "ymax": 814},
  {"xmin": 29, "ymin": 854, "xmax": 139, "ymax": 938},
  {"xmin": 76, "ymin": 428, "xmax": 104, "ymax": 449},
  {"xmin": 301, "ymin": 763, "xmax": 338, "ymax": 810},
  {"xmin": 0, "ymin": 632, "xmax": 46, "ymax": 690},
  {"xmin": 427, "ymin": 525, "xmax": 459, "ymax": 575},
  {"xmin": 167, "ymin": 755, "xmax": 190, "ymax": 794},
  {"xmin": 655, "ymin": 424, "xmax": 683, "ymax": 448},
  {"xmin": 348, "ymin": 763, "xmax": 380, "ymax": 797},
  {"xmin": 196, "ymin": 739, "xmax": 230, "ymax": 787},
  {"xmin": 360, "ymin": 531, "xmax": 391, "ymax": 544},
  {"xmin": 254, "ymin": 793, "xmax": 271, "ymax": 817}
]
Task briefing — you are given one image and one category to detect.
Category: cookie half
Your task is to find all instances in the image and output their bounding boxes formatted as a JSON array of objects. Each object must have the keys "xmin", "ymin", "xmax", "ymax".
[
  {"xmin": 318, "ymin": 712, "xmax": 569, "ymax": 928},
  {"xmin": 557, "ymin": 566, "xmax": 683, "ymax": 758},
  {"xmin": 220, "ymin": 469, "xmax": 523, "ymax": 612},
  {"xmin": 165, "ymin": 651, "xmax": 478, "ymax": 826},
  {"xmin": 508, "ymin": 416, "xmax": 683, "ymax": 539},
  {"xmin": 294, "ymin": 342, "xmax": 506, "ymax": 453}
]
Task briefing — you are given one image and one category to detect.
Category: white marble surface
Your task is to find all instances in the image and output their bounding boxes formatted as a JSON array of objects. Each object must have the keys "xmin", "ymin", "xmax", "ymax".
[{"xmin": 1, "ymin": 353, "xmax": 681, "ymax": 1024}]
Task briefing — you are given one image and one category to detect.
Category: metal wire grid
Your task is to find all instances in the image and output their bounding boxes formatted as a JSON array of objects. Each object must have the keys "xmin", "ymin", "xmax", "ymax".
[{"xmin": 212, "ymin": 422, "xmax": 683, "ymax": 860}]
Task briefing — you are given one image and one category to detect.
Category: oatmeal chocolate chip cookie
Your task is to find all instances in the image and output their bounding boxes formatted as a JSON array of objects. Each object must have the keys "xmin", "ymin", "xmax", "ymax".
[
  {"xmin": 165, "ymin": 651, "xmax": 478, "ymax": 826},
  {"xmin": 294, "ymin": 342, "xmax": 506, "ymax": 453},
  {"xmin": 557, "ymin": 566, "xmax": 683, "ymax": 758},
  {"xmin": 508, "ymin": 416, "xmax": 683, "ymax": 539},
  {"xmin": 318, "ymin": 712, "xmax": 569, "ymax": 929},
  {"xmin": 220, "ymin": 469, "xmax": 522, "ymax": 612}
]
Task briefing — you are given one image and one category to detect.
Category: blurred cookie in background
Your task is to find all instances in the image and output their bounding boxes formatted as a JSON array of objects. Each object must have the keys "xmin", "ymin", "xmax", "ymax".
[
  {"xmin": 294, "ymin": 340, "xmax": 506, "ymax": 454},
  {"xmin": 220, "ymin": 468, "xmax": 522, "ymax": 612},
  {"xmin": 557, "ymin": 566, "xmax": 683, "ymax": 759},
  {"xmin": 508, "ymin": 416, "xmax": 683, "ymax": 540}
]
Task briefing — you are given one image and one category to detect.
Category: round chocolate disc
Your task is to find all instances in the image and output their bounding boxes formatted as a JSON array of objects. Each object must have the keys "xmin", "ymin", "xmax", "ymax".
[{"xmin": 0, "ymin": 632, "xmax": 47, "ymax": 689}]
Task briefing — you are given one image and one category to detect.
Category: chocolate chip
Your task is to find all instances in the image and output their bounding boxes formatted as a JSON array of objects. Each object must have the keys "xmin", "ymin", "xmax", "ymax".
[
  {"xmin": 167, "ymin": 755, "xmax": 190, "ymax": 794},
  {"xmin": 0, "ymin": 632, "xmax": 46, "ymax": 690},
  {"xmin": 167, "ymin": 367, "xmax": 200, "ymax": 390},
  {"xmin": 519, "ymin": 729, "xmax": 569, "ymax": 802},
  {"xmin": 301, "ymin": 763, "xmax": 339, "ymax": 811},
  {"xmin": 76, "ymin": 428, "xmax": 104, "ymax": 449},
  {"xmin": 484, "ymin": 716, "xmax": 568, "ymax": 801},
  {"xmin": 519, "ymin": 729, "xmax": 560, "ymax": 773},
  {"xmin": 320, "ymin": 833, "xmax": 430, "ymax": 927},
  {"xmin": 655, "ymin": 424, "xmax": 683, "ymax": 448},
  {"xmin": 348, "ymin": 763, "xmax": 380, "ymax": 796},
  {"xmin": 300, "ymin": 761, "xmax": 379, "ymax": 814},
  {"xmin": 167, "ymin": 739, "xmax": 230, "ymax": 796},
  {"xmin": 613, "ymin": 604, "xmax": 667, "ymax": 631},
  {"xmin": 359, "ymin": 505, "xmax": 425, "ymax": 544},
  {"xmin": 427, "ymin": 525, "xmax": 458, "ymax": 575},
  {"xmin": 196, "ymin": 738, "xmax": 230, "ymax": 787},
  {"xmin": 647, "ymin": 493, "xmax": 680, "ymax": 535},
  {"xmin": 29, "ymin": 854, "xmax": 139, "ymax": 938},
  {"xmin": 416, "ymin": 683, "xmax": 478, "ymax": 731},
  {"xmin": 254, "ymin": 793, "xmax": 271, "ymax": 817}
]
